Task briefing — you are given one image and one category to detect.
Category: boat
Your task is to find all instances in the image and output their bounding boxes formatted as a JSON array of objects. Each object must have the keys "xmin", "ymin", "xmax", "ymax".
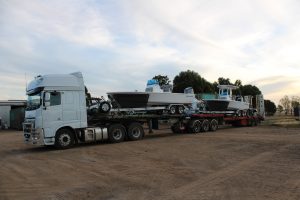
[
  {"xmin": 107, "ymin": 80, "xmax": 196, "ymax": 109},
  {"xmin": 204, "ymin": 85, "xmax": 250, "ymax": 112}
]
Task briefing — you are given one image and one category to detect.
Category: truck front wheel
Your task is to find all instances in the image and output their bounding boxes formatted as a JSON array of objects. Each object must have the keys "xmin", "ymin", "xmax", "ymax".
[{"xmin": 55, "ymin": 128, "xmax": 74, "ymax": 149}]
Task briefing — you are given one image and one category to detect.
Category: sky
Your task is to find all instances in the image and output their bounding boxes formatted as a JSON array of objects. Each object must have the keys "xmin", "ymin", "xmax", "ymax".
[{"xmin": 0, "ymin": 0, "xmax": 299, "ymax": 104}]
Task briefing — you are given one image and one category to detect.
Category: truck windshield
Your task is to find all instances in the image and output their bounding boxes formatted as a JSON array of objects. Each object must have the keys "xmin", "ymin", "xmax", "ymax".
[{"xmin": 26, "ymin": 92, "xmax": 41, "ymax": 111}]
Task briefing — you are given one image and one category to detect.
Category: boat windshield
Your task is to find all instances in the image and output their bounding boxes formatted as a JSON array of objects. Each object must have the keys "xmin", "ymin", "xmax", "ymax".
[{"xmin": 26, "ymin": 92, "xmax": 42, "ymax": 111}]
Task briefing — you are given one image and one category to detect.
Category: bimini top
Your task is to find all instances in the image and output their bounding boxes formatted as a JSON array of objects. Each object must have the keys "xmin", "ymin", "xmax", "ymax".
[
  {"xmin": 147, "ymin": 79, "xmax": 159, "ymax": 86},
  {"xmin": 26, "ymin": 72, "xmax": 85, "ymax": 95}
]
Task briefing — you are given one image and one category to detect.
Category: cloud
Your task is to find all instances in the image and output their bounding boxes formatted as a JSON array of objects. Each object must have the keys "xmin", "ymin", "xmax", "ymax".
[
  {"xmin": 251, "ymin": 76, "xmax": 300, "ymax": 104},
  {"xmin": 0, "ymin": 0, "xmax": 300, "ymax": 104},
  {"xmin": 0, "ymin": 0, "xmax": 113, "ymax": 48}
]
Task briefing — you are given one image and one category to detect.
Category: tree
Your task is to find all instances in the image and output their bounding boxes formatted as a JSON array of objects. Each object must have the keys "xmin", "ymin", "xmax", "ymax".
[
  {"xmin": 239, "ymin": 84, "xmax": 261, "ymax": 96},
  {"xmin": 277, "ymin": 105, "xmax": 283, "ymax": 113},
  {"xmin": 213, "ymin": 78, "xmax": 243, "ymax": 94},
  {"xmin": 234, "ymin": 79, "xmax": 242, "ymax": 87},
  {"xmin": 264, "ymin": 99, "xmax": 276, "ymax": 116},
  {"xmin": 152, "ymin": 75, "xmax": 170, "ymax": 87},
  {"xmin": 291, "ymin": 96, "xmax": 300, "ymax": 108},
  {"xmin": 212, "ymin": 77, "xmax": 233, "ymax": 93},
  {"xmin": 173, "ymin": 70, "xmax": 214, "ymax": 93},
  {"xmin": 217, "ymin": 77, "xmax": 232, "ymax": 85},
  {"xmin": 279, "ymin": 95, "xmax": 291, "ymax": 114}
]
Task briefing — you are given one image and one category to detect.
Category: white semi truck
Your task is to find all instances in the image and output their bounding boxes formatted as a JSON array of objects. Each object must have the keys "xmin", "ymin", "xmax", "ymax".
[
  {"xmin": 23, "ymin": 72, "xmax": 186, "ymax": 148},
  {"xmin": 23, "ymin": 72, "xmax": 264, "ymax": 149}
]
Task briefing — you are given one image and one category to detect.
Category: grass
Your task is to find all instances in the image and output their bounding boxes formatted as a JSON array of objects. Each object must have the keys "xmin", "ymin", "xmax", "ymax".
[{"xmin": 262, "ymin": 114, "xmax": 300, "ymax": 128}]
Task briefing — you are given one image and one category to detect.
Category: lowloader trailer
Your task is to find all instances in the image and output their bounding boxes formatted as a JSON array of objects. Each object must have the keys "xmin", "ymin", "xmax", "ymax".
[{"xmin": 23, "ymin": 72, "xmax": 264, "ymax": 149}]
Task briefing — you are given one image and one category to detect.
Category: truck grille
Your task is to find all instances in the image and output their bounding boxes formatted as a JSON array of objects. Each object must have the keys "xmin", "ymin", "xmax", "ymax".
[{"xmin": 23, "ymin": 122, "xmax": 34, "ymax": 133}]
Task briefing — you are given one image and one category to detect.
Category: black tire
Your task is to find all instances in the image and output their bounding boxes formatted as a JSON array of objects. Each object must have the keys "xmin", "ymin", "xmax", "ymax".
[
  {"xmin": 108, "ymin": 124, "xmax": 126, "ymax": 143},
  {"xmin": 188, "ymin": 120, "xmax": 201, "ymax": 133},
  {"xmin": 171, "ymin": 122, "xmax": 186, "ymax": 133},
  {"xmin": 127, "ymin": 122, "xmax": 144, "ymax": 141},
  {"xmin": 201, "ymin": 119, "xmax": 210, "ymax": 132},
  {"xmin": 99, "ymin": 101, "xmax": 111, "ymax": 113},
  {"xmin": 55, "ymin": 128, "xmax": 74, "ymax": 149},
  {"xmin": 209, "ymin": 119, "xmax": 218, "ymax": 131},
  {"xmin": 254, "ymin": 118, "xmax": 258, "ymax": 126},
  {"xmin": 177, "ymin": 105, "xmax": 185, "ymax": 114},
  {"xmin": 169, "ymin": 105, "xmax": 176, "ymax": 115},
  {"xmin": 171, "ymin": 122, "xmax": 183, "ymax": 133},
  {"xmin": 248, "ymin": 118, "xmax": 254, "ymax": 126}
]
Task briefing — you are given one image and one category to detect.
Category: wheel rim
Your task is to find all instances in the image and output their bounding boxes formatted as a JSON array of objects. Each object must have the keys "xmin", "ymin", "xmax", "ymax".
[
  {"xmin": 203, "ymin": 120, "xmax": 209, "ymax": 131},
  {"xmin": 211, "ymin": 120, "xmax": 217, "ymax": 131},
  {"xmin": 59, "ymin": 133, "xmax": 71, "ymax": 146},
  {"xmin": 194, "ymin": 122, "xmax": 201, "ymax": 132},
  {"xmin": 170, "ymin": 106, "xmax": 176, "ymax": 114},
  {"xmin": 112, "ymin": 129, "xmax": 122, "ymax": 140},
  {"xmin": 178, "ymin": 106, "xmax": 184, "ymax": 114},
  {"xmin": 102, "ymin": 103, "xmax": 110, "ymax": 112},
  {"xmin": 131, "ymin": 127, "xmax": 141, "ymax": 137}
]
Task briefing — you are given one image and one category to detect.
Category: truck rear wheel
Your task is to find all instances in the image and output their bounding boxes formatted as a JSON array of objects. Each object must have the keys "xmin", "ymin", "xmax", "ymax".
[
  {"xmin": 127, "ymin": 122, "xmax": 144, "ymax": 141},
  {"xmin": 55, "ymin": 128, "xmax": 74, "ymax": 149},
  {"xmin": 188, "ymin": 120, "xmax": 201, "ymax": 133},
  {"xmin": 201, "ymin": 119, "xmax": 210, "ymax": 132},
  {"xmin": 108, "ymin": 124, "xmax": 126, "ymax": 143},
  {"xmin": 209, "ymin": 119, "xmax": 218, "ymax": 131}
]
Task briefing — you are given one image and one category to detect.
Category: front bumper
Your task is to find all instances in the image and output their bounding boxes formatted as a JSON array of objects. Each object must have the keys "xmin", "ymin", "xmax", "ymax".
[{"xmin": 23, "ymin": 122, "xmax": 45, "ymax": 145}]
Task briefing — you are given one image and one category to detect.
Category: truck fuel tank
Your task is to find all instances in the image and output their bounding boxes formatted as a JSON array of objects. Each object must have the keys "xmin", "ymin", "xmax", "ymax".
[{"xmin": 84, "ymin": 127, "xmax": 108, "ymax": 142}]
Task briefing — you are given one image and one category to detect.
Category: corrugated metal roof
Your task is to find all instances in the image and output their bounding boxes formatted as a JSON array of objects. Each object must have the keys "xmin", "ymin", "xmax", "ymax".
[{"xmin": 0, "ymin": 100, "xmax": 26, "ymax": 106}]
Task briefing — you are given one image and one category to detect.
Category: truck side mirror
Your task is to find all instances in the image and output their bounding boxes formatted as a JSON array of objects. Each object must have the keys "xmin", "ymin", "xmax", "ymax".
[{"xmin": 44, "ymin": 93, "xmax": 51, "ymax": 107}]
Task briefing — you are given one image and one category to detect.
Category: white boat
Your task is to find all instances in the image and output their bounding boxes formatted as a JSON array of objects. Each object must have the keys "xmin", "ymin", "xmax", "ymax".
[
  {"xmin": 205, "ymin": 85, "xmax": 250, "ymax": 111},
  {"xmin": 107, "ymin": 80, "xmax": 195, "ymax": 109}
]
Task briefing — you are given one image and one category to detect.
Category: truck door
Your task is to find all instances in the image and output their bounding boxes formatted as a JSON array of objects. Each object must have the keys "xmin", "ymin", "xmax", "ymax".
[
  {"xmin": 42, "ymin": 91, "xmax": 63, "ymax": 138},
  {"xmin": 62, "ymin": 91, "xmax": 80, "ymax": 127}
]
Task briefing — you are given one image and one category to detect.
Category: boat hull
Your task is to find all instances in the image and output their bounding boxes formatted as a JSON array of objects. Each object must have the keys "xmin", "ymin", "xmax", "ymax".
[
  {"xmin": 107, "ymin": 92, "xmax": 195, "ymax": 109},
  {"xmin": 148, "ymin": 93, "xmax": 195, "ymax": 106},
  {"xmin": 107, "ymin": 92, "xmax": 149, "ymax": 108},
  {"xmin": 205, "ymin": 99, "xmax": 249, "ymax": 111}
]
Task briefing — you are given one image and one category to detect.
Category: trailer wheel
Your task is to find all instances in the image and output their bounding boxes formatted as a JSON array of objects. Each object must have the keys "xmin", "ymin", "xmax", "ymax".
[
  {"xmin": 99, "ymin": 101, "xmax": 111, "ymax": 113},
  {"xmin": 177, "ymin": 105, "xmax": 185, "ymax": 114},
  {"xmin": 171, "ymin": 122, "xmax": 184, "ymax": 133},
  {"xmin": 127, "ymin": 122, "xmax": 144, "ymax": 141},
  {"xmin": 55, "ymin": 128, "xmax": 74, "ymax": 149},
  {"xmin": 108, "ymin": 124, "xmax": 126, "ymax": 143},
  {"xmin": 188, "ymin": 120, "xmax": 201, "ymax": 133},
  {"xmin": 169, "ymin": 105, "xmax": 176, "ymax": 114},
  {"xmin": 209, "ymin": 119, "xmax": 218, "ymax": 132},
  {"xmin": 201, "ymin": 119, "xmax": 210, "ymax": 132},
  {"xmin": 254, "ymin": 118, "xmax": 258, "ymax": 126}
]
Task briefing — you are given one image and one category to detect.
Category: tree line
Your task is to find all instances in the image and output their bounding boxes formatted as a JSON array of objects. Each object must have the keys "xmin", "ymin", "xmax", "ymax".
[
  {"xmin": 153, "ymin": 70, "xmax": 277, "ymax": 115},
  {"xmin": 278, "ymin": 95, "xmax": 300, "ymax": 115}
]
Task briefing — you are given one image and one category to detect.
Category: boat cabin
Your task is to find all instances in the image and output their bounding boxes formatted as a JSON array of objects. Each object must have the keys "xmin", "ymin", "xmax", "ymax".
[
  {"xmin": 145, "ymin": 79, "xmax": 173, "ymax": 93},
  {"xmin": 218, "ymin": 85, "xmax": 239, "ymax": 101}
]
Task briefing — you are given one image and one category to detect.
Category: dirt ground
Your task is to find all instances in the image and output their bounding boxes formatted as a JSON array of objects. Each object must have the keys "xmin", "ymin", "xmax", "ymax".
[{"xmin": 0, "ymin": 121, "xmax": 300, "ymax": 200}]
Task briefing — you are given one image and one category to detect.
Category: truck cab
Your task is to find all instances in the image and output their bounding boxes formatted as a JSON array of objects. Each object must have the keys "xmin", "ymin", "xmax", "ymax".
[{"xmin": 23, "ymin": 72, "xmax": 87, "ymax": 146}]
